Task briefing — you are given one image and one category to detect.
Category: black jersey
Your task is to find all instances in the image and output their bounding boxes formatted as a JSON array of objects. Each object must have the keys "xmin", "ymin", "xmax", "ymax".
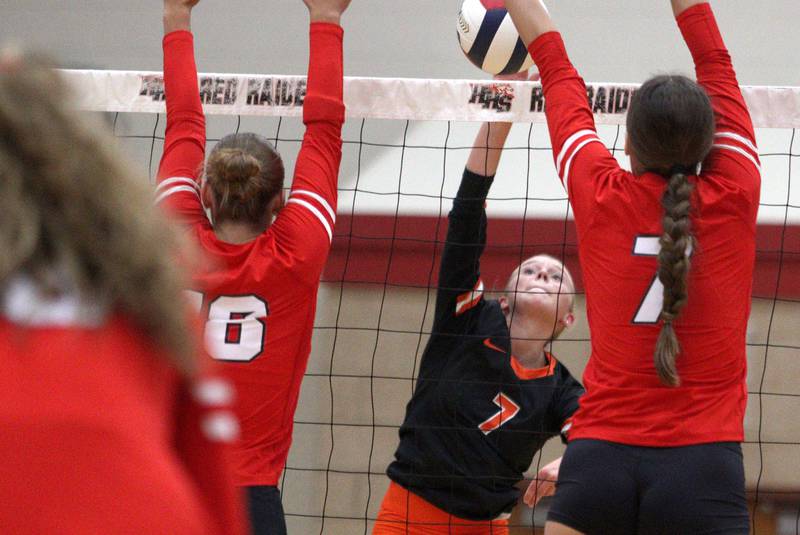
[{"xmin": 386, "ymin": 169, "xmax": 584, "ymax": 521}]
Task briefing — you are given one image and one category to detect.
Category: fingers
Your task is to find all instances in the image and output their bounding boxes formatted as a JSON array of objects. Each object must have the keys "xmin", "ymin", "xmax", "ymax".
[
  {"xmin": 523, "ymin": 478, "xmax": 552, "ymax": 506},
  {"xmin": 492, "ymin": 69, "xmax": 541, "ymax": 83},
  {"xmin": 494, "ymin": 71, "xmax": 529, "ymax": 82},
  {"xmin": 523, "ymin": 468, "xmax": 558, "ymax": 507}
]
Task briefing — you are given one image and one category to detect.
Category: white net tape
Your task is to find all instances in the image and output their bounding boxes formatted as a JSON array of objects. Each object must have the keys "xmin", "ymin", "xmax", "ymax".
[{"xmin": 63, "ymin": 69, "xmax": 800, "ymax": 127}]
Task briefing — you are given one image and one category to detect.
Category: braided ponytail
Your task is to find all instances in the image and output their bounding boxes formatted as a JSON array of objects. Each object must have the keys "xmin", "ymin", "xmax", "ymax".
[
  {"xmin": 626, "ymin": 74, "xmax": 714, "ymax": 387},
  {"xmin": 654, "ymin": 170, "xmax": 694, "ymax": 386}
]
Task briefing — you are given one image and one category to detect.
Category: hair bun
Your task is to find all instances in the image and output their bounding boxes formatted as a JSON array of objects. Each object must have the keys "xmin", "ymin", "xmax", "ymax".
[
  {"xmin": 203, "ymin": 133, "xmax": 285, "ymax": 224},
  {"xmin": 212, "ymin": 148, "xmax": 261, "ymax": 184}
]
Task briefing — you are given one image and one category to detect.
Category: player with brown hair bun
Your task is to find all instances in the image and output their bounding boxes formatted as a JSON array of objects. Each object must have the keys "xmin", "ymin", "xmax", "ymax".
[
  {"xmin": 506, "ymin": 0, "xmax": 760, "ymax": 533},
  {"xmin": 0, "ymin": 49, "xmax": 244, "ymax": 535},
  {"xmin": 374, "ymin": 71, "xmax": 584, "ymax": 535},
  {"xmin": 158, "ymin": 0, "xmax": 351, "ymax": 533}
]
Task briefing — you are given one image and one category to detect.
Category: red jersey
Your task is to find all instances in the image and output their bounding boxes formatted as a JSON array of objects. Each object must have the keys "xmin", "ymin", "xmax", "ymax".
[
  {"xmin": 529, "ymin": 3, "xmax": 760, "ymax": 446},
  {"xmin": 0, "ymin": 280, "xmax": 245, "ymax": 535},
  {"xmin": 156, "ymin": 26, "xmax": 344, "ymax": 485}
]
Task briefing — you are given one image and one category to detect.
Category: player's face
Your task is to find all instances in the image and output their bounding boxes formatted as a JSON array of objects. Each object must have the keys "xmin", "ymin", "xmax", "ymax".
[{"xmin": 507, "ymin": 255, "xmax": 574, "ymax": 324}]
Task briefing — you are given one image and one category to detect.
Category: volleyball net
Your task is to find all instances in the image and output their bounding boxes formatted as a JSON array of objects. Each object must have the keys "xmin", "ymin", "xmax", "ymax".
[{"xmin": 66, "ymin": 70, "xmax": 800, "ymax": 534}]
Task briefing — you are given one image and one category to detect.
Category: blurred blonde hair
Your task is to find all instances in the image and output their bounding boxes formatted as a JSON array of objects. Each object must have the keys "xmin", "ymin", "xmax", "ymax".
[{"xmin": 0, "ymin": 49, "xmax": 197, "ymax": 374}]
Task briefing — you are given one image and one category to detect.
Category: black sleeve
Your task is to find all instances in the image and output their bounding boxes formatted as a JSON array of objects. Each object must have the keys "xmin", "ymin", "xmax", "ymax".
[
  {"xmin": 431, "ymin": 169, "xmax": 494, "ymax": 335},
  {"xmin": 548, "ymin": 366, "xmax": 585, "ymax": 444}
]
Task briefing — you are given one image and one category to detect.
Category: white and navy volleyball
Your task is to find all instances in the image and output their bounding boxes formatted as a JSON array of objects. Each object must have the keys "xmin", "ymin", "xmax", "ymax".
[{"xmin": 457, "ymin": 0, "xmax": 535, "ymax": 75}]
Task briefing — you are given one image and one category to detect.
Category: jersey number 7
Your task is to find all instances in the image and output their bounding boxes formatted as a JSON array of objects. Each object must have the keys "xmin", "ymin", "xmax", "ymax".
[
  {"xmin": 632, "ymin": 236, "xmax": 692, "ymax": 324},
  {"xmin": 186, "ymin": 292, "xmax": 269, "ymax": 362}
]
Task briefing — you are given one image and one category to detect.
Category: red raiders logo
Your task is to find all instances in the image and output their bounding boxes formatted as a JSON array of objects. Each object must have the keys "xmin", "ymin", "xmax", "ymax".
[
  {"xmin": 468, "ymin": 83, "xmax": 515, "ymax": 112},
  {"xmin": 478, "ymin": 392, "xmax": 521, "ymax": 434}
]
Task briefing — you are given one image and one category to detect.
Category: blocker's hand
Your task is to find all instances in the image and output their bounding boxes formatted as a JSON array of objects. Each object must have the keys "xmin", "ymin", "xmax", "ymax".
[
  {"xmin": 163, "ymin": 0, "xmax": 199, "ymax": 33},
  {"xmin": 164, "ymin": 0, "xmax": 200, "ymax": 9},
  {"xmin": 303, "ymin": 0, "xmax": 352, "ymax": 23},
  {"xmin": 523, "ymin": 456, "xmax": 561, "ymax": 507},
  {"xmin": 494, "ymin": 69, "xmax": 540, "ymax": 83}
]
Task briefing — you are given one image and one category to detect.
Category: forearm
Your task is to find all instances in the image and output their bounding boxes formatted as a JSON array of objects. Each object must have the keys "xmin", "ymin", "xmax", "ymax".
[
  {"xmin": 290, "ymin": 23, "xmax": 344, "ymax": 200},
  {"xmin": 671, "ymin": 0, "xmax": 707, "ymax": 17},
  {"xmin": 505, "ymin": 0, "xmax": 556, "ymax": 50},
  {"xmin": 465, "ymin": 122, "xmax": 512, "ymax": 177},
  {"xmin": 164, "ymin": 5, "xmax": 192, "ymax": 34},
  {"xmin": 305, "ymin": 23, "xmax": 344, "ymax": 121},
  {"xmin": 676, "ymin": 3, "xmax": 756, "ymax": 143},
  {"xmin": 528, "ymin": 33, "xmax": 597, "ymax": 169},
  {"xmin": 158, "ymin": 29, "xmax": 205, "ymax": 182},
  {"xmin": 308, "ymin": 8, "xmax": 341, "ymax": 24}
]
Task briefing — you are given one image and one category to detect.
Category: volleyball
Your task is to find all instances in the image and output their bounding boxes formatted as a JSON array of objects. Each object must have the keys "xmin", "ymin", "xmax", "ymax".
[{"xmin": 457, "ymin": 0, "xmax": 534, "ymax": 75}]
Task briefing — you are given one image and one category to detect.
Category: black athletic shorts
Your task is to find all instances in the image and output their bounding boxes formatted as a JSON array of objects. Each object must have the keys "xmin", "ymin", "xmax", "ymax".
[
  {"xmin": 547, "ymin": 439, "xmax": 749, "ymax": 535},
  {"xmin": 247, "ymin": 485, "xmax": 287, "ymax": 535}
]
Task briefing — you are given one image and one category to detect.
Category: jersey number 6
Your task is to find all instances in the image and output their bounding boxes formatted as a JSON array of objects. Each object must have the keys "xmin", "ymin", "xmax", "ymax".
[
  {"xmin": 632, "ymin": 236, "xmax": 692, "ymax": 324},
  {"xmin": 186, "ymin": 292, "xmax": 269, "ymax": 362}
]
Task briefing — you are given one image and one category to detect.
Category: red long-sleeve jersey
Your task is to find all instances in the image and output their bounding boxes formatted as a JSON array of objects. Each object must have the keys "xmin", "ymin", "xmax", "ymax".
[
  {"xmin": 0, "ymin": 289, "xmax": 244, "ymax": 535},
  {"xmin": 156, "ymin": 25, "xmax": 344, "ymax": 485},
  {"xmin": 529, "ymin": 3, "xmax": 760, "ymax": 446}
]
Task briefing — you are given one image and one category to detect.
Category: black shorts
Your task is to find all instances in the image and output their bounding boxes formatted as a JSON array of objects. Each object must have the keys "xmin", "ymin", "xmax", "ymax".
[
  {"xmin": 548, "ymin": 439, "xmax": 749, "ymax": 535},
  {"xmin": 247, "ymin": 485, "xmax": 287, "ymax": 535}
]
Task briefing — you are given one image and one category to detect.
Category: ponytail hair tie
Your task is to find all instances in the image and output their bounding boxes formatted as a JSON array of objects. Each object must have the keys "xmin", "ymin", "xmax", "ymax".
[{"xmin": 668, "ymin": 164, "xmax": 695, "ymax": 176}]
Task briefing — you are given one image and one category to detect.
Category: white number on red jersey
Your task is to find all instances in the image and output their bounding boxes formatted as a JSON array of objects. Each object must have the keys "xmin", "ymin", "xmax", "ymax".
[
  {"xmin": 632, "ymin": 236, "xmax": 692, "ymax": 324},
  {"xmin": 185, "ymin": 292, "xmax": 269, "ymax": 362}
]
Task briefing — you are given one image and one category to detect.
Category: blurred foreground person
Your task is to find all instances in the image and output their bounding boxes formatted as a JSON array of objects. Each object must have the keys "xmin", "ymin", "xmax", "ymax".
[{"xmin": 0, "ymin": 49, "xmax": 245, "ymax": 535}]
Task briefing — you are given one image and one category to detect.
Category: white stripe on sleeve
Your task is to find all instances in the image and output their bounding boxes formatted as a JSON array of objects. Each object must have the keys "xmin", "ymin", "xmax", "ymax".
[
  {"xmin": 714, "ymin": 131, "xmax": 758, "ymax": 156},
  {"xmin": 286, "ymin": 198, "xmax": 333, "ymax": 242},
  {"xmin": 562, "ymin": 138, "xmax": 604, "ymax": 195},
  {"xmin": 711, "ymin": 144, "xmax": 762, "ymax": 173},
  {"xmin": 556, "ymin": 129, "xmax": 598, "ymax": 173},
  {"xmin": 156, "ymin": 176, "xmax": 200, "ymax": 195},
  {"xmin": 291, "ymin": 189, "xmax": 336, "ymax": 224},
  {"xmin": 155, "ymin": 185, "xmax": 201, "ymax": 205}
]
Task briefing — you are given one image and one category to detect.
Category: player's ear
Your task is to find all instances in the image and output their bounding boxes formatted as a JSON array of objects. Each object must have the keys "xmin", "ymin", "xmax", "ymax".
[
  {"xmin": 499, "ymin": 295, "xmax": 510, "ymax": 316},
  {"xmin": 624, "ymin": 134, "xmax": 631, "ymax": 156},
  {"xmin": 562, "ymin": 312, "xmax": 575, "ymax": 328},
  {"xmin": 201, "ymin": 182, "xmax": 217, "ymax": 215},
  {"xmin": 270, "ymin": 190, "xmax": 285, "ymax": 214}
]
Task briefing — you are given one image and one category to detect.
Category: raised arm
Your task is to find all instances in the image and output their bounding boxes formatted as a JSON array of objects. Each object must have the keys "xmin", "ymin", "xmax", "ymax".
[
  {"xmin": 431, "ymin": 118, "xmax": 513, "ymax": 331},
  {"xmin": 465, "ymin": 122, "xmax": 512, "ymax": 178},
  {"xmin": 505, "ymin": 0, "xmax": 618, "ymax": 213},
  {"xmin": 504, "ymin": 0, "xmax": 555, "ymax": 48},
  {"xmin": 155, "ymin": 0, "xmax": 208, "ymax": 227},
  {"xmin": 674, "ymin": 2, "xmax": 760, "ymax": 185},
  {"xmin": 671, "ymin": 0, "xmax": 706, "ymax": 17},
  {"xmin": 269, "ymin": 0, "xmax": 350, "ymax": 284}
]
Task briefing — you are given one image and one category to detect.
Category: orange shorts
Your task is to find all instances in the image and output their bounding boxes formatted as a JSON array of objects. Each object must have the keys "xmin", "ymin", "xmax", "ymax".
[{"xmin": 373, "ymin": 481, "xmax": 509, "ymax": 535}]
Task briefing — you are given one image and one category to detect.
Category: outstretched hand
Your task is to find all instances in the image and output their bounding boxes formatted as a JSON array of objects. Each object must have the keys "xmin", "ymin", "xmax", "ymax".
[
  {"xmin": 505, "ymin": 0, "xmax": 556, "ymax": 48},
  {"xmin": 494, "ymin": 69, "xmax": 540, "ymax": 83},
  {"xmin": 523, "ymin": 456, "xmax": 561, "ymax": 507},
  {"xmin": 163, "ymin": 0, "xmax": 199, "ymax": 33},
  {"xmin": 165, "ymin": 0, "xmax": 199, "ymax": 8},
  {"xmin": 303, "ymin": 0, "xmax": 352, "ymax": 23}
]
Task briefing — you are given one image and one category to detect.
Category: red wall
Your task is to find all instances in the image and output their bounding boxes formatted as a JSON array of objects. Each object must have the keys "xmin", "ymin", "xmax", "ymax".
[{"xmin": 324, "ymin": 215, "xmax": 800, "ymax": 300}]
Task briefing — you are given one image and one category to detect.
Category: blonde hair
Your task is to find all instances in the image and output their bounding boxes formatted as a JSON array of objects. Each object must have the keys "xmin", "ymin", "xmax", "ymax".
[{"xmin": 0, "ymin": 50, "xmax": 197, "ymax": 374}]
